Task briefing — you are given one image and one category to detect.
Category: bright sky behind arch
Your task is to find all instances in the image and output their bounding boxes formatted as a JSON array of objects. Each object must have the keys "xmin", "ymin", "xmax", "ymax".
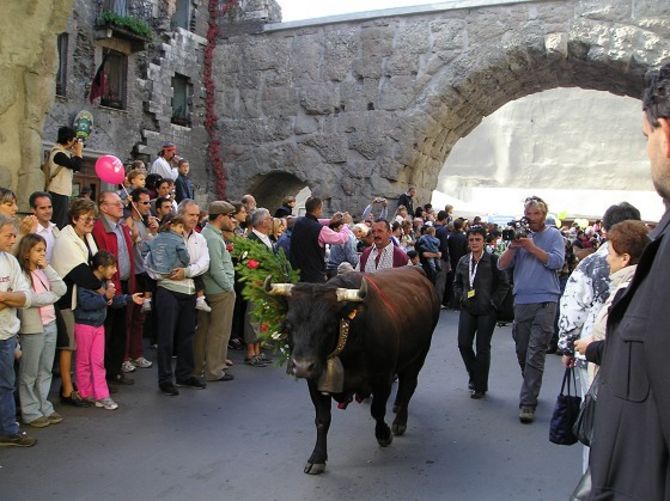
[{"xmin": 276, "ymin": 0, "xmax": 436, "ymax": 22}]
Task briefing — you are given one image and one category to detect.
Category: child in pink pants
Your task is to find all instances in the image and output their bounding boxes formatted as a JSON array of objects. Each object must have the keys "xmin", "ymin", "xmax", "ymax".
[{"xmin": 74, "ymin": 251, "xmax": 143, "ymax": 410}]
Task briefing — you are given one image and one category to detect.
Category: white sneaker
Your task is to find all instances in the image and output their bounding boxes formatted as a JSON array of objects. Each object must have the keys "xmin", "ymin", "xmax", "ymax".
[
  {"xmin": 195, "ymin": 296, "xmax": 212, "ymax": 312},
  {"xmin": 95, "ymin": 397, "xmax": 119, "ymax": 410},
  {"xmin": 131, "ymin": 357, "xmax": 153, "ymax": 369},
  {"xmin": 141, "ymin": 298, "xmax": 152, "ymax": 312},
  {"xmin": 121, "ymin": 360, "xmax": 136, "ymax": 373}
]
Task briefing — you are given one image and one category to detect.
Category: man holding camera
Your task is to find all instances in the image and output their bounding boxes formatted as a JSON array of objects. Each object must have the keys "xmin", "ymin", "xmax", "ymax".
[
  {"xmin": 46, "ymin": 126, "xmax": 83, "ymax": 229},
  {"xmin": 498, "ymin": 196, "xmax": 564, "ymax": 424}
]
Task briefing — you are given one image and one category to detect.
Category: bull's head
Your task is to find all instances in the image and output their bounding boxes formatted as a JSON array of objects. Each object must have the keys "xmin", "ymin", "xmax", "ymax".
[{"xmin": 265, "ymin": 275, "xmax": 366, "ymax": 380}]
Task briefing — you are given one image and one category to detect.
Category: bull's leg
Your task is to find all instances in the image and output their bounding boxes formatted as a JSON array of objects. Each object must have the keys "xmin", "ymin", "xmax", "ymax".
[
  {"xmin": 305, "ymin": 380, "xmax": 332, "ymax": 475},
  {"xmin": 392, "ymin": 373, "xmax": 418, "ymax": 436},
  {"xmin": 393, "ymin": 350, "xmax": 429, "ymax": 436},
  {"xmin": 370, "ymin": 383, "xmax": 393, "ymax": 447}
]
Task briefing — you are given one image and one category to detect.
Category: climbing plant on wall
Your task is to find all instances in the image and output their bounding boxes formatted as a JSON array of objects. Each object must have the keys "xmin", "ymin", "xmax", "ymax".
[{"xmin": 205, "ymin": 0, "xmax": 237, "ymax": 199}]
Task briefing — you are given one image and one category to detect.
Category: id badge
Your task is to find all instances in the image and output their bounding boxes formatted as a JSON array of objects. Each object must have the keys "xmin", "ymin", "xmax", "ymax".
[{"xmin": 467, "ymin": 289, "xmax": 476, "ymax": 299}]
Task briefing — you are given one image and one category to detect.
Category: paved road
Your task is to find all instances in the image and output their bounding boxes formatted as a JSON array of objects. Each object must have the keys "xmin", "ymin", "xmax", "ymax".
[{"xmin": 2, "ymin": 310, "xmax": 580, "ymax": 500}]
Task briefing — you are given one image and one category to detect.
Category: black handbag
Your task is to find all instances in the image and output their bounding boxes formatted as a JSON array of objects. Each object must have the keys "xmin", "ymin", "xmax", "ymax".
[
  {"xmin": 549, "ymin": 367, "xmax": 582, "ymax": 445},
  {"xmin": 573, "ymin": 371, "xmax": 600, "ymax": 446}
]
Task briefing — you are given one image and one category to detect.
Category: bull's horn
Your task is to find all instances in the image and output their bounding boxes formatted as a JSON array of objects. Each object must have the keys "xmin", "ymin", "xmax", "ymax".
[
  {"xmin": 263, "ymin": 275, "xmax": 294, "ymax": 296},
  {"xmin": 336, "ymin": 279, "xmax": 367, "ymax": 302}
]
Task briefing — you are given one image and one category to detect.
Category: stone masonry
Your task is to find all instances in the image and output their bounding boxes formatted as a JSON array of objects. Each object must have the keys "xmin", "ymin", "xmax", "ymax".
[{"xmin": 214, "ymin": 0, "xmax": 670, "ymax": 212}]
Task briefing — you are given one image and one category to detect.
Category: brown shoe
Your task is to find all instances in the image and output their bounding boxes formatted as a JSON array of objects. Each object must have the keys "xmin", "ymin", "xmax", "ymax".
[
  {"xmin": 47, "ymin": 412, "xmax": 64, "ymax": 424},
  {"xmin": 26, "ymin": 416, "xmax": 50, "ymax": 428},
  {"xmin": 0, "ymin": 431, "xmax": 37, "ymax": 447}
]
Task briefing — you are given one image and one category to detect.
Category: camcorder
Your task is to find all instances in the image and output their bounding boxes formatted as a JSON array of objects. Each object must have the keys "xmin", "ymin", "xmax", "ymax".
[{"xmin": 502, "ymin": 218, "xmax": 531, "ymax": 241}]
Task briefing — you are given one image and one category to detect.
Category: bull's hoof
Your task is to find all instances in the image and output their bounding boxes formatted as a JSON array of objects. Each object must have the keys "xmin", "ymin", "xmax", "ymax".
[
  {"xmin": 392, "ymin": 422, "xmax": 407, "ymax": 436},
  {"xmin": 377, "ymin": 433, "xmax": 393, "ymax": 447},
  {"xmin": 304, "ymin": 462, "xmax": 326, "ymax": 475}
]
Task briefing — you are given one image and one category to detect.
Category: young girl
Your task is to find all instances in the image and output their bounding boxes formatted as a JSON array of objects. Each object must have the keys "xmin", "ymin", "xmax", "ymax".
[
  {"xmin": 16, "ymin": 234, "xmax": 66, "ymax": 428},
  {"xmin": 74, "ymin": 251, "xmax": 143, "ymax": 410}
]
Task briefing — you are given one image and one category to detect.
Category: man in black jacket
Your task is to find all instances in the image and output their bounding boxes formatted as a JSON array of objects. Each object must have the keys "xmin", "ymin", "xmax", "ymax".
[{"xmin": 583, "ymin": 63, "xmax": 670, "ymax": 499}]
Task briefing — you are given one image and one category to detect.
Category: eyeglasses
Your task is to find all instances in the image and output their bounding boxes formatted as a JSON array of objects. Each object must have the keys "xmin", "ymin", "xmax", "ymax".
[
  {"xmin": 78, "ymin": 216, "xmax": 96, "ymax": 223},
  {"xmin": 139, "ymin": 201, "xmax": 151, "ymax": 205},
  {"xmin": 103, "ymin": 201, "xmax": 124, "ymax": 207}
]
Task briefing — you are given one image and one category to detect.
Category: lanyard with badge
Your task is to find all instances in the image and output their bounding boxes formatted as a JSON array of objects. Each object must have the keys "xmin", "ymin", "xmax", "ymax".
[{"xmin": 467, "ymin": 252, "xmax": 481, "ymax": 299}]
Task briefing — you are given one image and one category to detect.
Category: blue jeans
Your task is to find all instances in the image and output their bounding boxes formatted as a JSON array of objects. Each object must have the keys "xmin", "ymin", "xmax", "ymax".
[{"xmin": 0, "ymin": 336, "xmax": 19, "ymax": 436}]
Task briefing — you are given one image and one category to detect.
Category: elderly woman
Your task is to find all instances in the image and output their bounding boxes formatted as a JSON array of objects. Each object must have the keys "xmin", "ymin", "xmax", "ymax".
[
  {"xmin": 51, "ymin": 198, "xmax": 99, "ymax": 406},
  {"xmin": 574, "ymin": 220, "xmax": 651, "ymax": 377}
]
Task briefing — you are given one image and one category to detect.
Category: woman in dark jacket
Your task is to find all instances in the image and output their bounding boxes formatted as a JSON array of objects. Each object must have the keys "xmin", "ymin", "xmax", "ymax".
[{"xmin": 453, "ymin": 226, "xmax": 510, "ymax": 398}]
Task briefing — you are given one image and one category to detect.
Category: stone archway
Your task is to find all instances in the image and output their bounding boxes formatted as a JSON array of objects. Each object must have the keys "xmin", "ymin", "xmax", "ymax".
[
  {"xmin": 248, "ymin": 170, "xmax": 308, "ymax": 213},
  {"xmin": 403, "ymin": 19, "xmax": 670, "ymax": 202},
  {"xmin": 215, "ymin": 0, "xmax": 670, "ymax": 213}
]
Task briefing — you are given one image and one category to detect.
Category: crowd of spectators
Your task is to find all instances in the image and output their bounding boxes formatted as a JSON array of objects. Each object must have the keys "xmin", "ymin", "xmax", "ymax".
[{"xmin": 0, "ymin": 126, "xmax": 665, "ymax": 501}]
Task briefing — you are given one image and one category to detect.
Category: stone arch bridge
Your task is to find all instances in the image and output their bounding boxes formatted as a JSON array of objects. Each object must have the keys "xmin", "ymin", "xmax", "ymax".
[{"xmin": 216, "ymin": 0, "xmax": 670, "ymax": 212}]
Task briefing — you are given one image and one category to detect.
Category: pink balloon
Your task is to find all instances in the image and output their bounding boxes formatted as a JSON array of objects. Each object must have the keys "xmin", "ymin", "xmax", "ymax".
[{"xmin": 95, "ymin": 155, "xmax": 125, "ymax": 185}]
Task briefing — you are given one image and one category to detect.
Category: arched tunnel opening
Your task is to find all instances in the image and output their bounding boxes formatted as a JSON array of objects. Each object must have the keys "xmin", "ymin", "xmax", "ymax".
[{"xmin": 248, "ymin": 171, "xmax": 311, "ymax": 216}]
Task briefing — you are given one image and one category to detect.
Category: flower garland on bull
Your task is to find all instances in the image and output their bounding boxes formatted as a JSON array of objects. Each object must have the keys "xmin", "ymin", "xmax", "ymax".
[{"xmin": 230, "ymin": 237, "xmax": 299, "ymax": 364}]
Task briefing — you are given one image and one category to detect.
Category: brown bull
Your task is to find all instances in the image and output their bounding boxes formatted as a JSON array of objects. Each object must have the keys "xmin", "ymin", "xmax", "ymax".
[{"xmin": 266, "ymin": 266, "xmax": 440, "ymax": 474}]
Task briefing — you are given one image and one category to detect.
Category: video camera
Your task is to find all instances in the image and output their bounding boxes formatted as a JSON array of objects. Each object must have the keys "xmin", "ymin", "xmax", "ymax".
[{"xmin": 502, "ymin": 218, "xmax": 531, "ymax": 241}]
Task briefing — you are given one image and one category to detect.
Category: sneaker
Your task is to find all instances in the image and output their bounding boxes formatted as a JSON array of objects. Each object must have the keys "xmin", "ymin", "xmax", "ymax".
[
  {"xmin": 175, "ymin": 376, "xmax": 207, "ymax": 389},
  {"xmin": 141, "ymin": 298, "xmax": 152, "ymax": 312},
  {"xmin": 46, "ymin": 412, "xmax": 63, "ymax": 424},
  {"xmin": 195, "ymin": 296, "xmax": 212, "ymax": 312},
  {"xmin": 519, "ymin": 406, "xmax": 535, "ymax": 424},
  {"xmin": 26, "ymin": 416, "xmax": 50, "ymax": 428},
  {"xmin": 470, "ymin": 391, "xmax": 486, "ymax": 399},
  {"xmin": 0, "ymin": 431, "xmax": 37, "ymax": 447},
  {"xmin": 121, "ymin": 360, "xmax": 136, "ymax": 373},
  {"xmin": 131, "ymin": 356, "xmax": 153, "ymax": 369},
  {"xmin": 95, "ymin": 397, "xmax": 119, "ymax": 410}
]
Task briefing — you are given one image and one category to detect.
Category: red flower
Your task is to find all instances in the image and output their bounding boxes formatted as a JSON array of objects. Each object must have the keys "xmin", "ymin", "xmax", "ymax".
[
  {"xmin": 247, "ymin": 259, "xmax": 260, "ymax": 269},
  {"xmin": 260, "ymin": 323, "xmax": 269, "ymax": 332},
  {"xmin": 226, "ymin": 242, "xmax": 234, "ymax": 253}
]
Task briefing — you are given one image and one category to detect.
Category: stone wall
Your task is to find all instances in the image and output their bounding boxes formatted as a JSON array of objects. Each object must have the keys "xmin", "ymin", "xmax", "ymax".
[
  {"xmin": 213, "ymin": 0, "xmax": 670, "ymax": 213},
  {"xmin": 0, "ymin": 0, "xmax": 73, "ymax": 205}
]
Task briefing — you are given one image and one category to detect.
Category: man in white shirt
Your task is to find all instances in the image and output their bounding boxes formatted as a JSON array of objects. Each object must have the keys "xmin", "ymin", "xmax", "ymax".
[
  {"xmin": 0, "ymin": 215, "xmax": 35, "ymax": 447},
  {"xmin": 150, "ymin": 143, "xmax": 178, "ymax": 181},
  {"xmin": 27, "ymin": 192, "xmax": 59, "ymax": 263},
  {"xmin": 155, "ymin": 199, "xmax": 210, "ymax": 396}
]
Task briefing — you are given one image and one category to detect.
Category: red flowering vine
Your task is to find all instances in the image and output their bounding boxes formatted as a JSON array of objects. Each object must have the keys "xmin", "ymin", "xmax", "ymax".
[{"xmin": 205, "ymin": 0, "xmax": 237, "ymax": 199}]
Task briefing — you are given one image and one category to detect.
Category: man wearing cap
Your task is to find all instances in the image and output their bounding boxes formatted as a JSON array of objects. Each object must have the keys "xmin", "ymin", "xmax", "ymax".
[
  {"xmin": 150, "ymin": 143, "xmax": 178, "ymax": 181},
  {"xmin": 193, "ymin": 201, "xmax": 237, "ymax": 382}
]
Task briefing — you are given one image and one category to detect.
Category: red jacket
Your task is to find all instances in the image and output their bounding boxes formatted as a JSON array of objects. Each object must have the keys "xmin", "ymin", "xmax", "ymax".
[
  {"xmin": 92, "ymin": 216, "xmax": 136, "ymax": 294},
  {"xmin": 359, "ymin": 243, "xmax": 409, "ymax": 271}
]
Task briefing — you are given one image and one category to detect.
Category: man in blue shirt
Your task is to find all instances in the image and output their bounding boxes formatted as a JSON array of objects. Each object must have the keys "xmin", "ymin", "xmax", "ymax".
[{"xmin": 498, "ymin": 196, "xmax": 564, "ymax": 424}]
